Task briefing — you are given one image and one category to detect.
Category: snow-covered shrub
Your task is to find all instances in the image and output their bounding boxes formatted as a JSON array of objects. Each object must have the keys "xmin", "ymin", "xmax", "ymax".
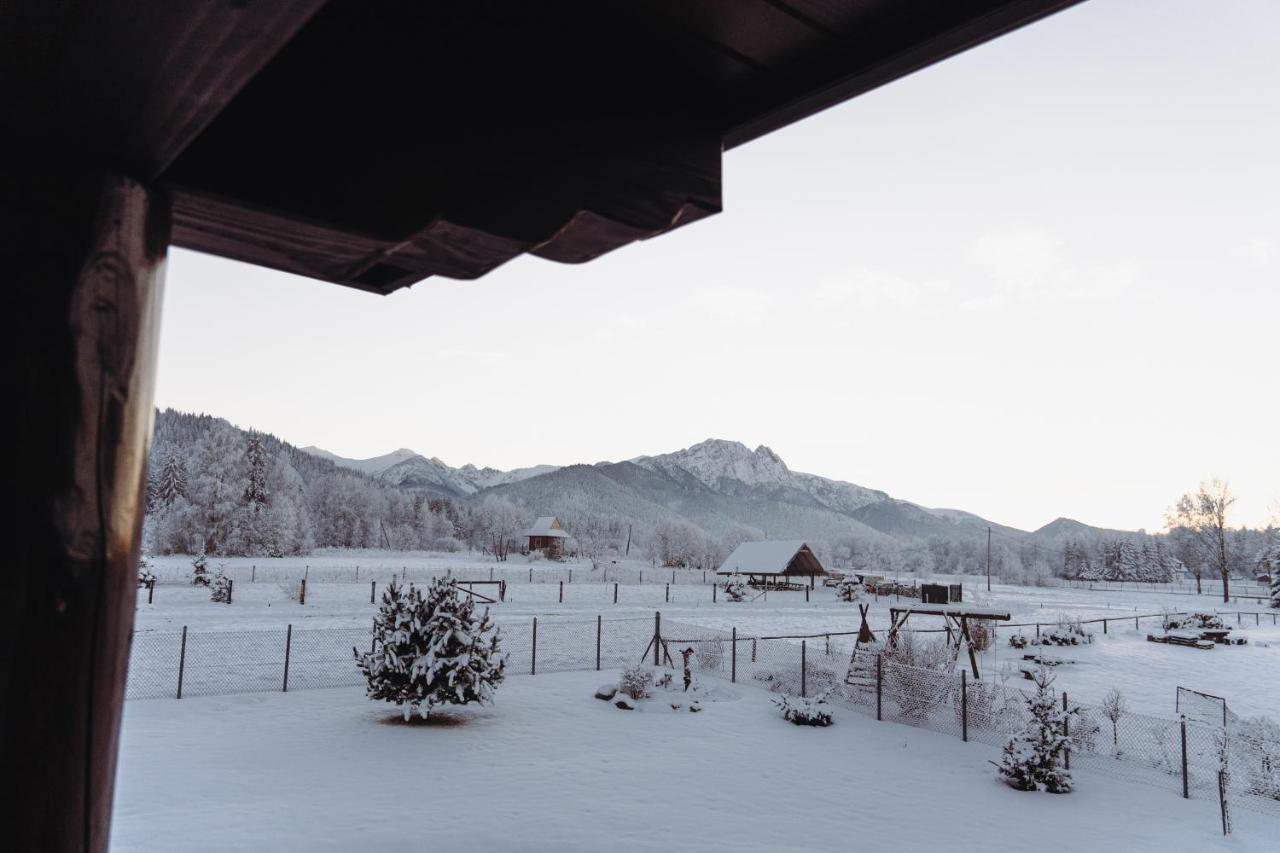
[
  {"xmin": 137, "ymin": 556, "xmax": 156, "ymax": 589},
  {"xmin": 354, "ymin": 577, "xmax": 506, "ymax": 721},
  {"xmin": 1008, "ymin": 633, "xmax": 1028, "ymax": 649},
  {"xmin": 774, "ymin": 693, "xmax": 833, "ymax": 727},
  {"xmin": 619, "ymin": 665, "xmax": 653, "ymax": 700},
  {"xmin": 722, "ymin": 573, "xmax": 748, "ymax": 602},
  {"xmin": 210, "ymin": 571, "xmax": 232, "ymax": 604},
  {"xmin": 968, "ymin": 620, "xmax": 993, "ymax": 652},
  {"xmin": 190, "ymin": 549, "xmax": 210, "ymax": 587},
  {"xmin": 1032, "ymin": 614, "xmax": 1093, "ymax": 646},
  {"xmin": 994, "ymin": 666, "xmax": 1078, "ymax": 793},
  {"xmin": 834, "ymin": 575, "xmax": 864, "ymax": 603}
]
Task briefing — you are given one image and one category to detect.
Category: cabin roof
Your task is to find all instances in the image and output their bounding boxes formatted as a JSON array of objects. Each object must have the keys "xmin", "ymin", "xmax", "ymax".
[
  {"xmin": 526, "ymin": 517, "xmax": 568, "ymax": 538},
  {"xmin": 717, "ymin": 540, "xmax": 822, "ymax": 575},
  {"xmin": 6, "ymin": 1, "xmax": 1084, "ymax": 295}
]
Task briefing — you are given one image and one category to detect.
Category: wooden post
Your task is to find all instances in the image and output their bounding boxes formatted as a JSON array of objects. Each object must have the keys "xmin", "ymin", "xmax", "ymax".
[
  {"xmin": 665, "ymin": 583, "xmax": 670, "ymax": 603},
  {"xmin": 1035, "ymin": 623, "xmax": 1040, "ymax": 638},
  {"xmin": 731, "ymin": 628, "xmax": 737, "ymax": 683},
  {"xmin": 800, "ymin": 641, "xmax": 807, "ymax": 698},
  {"xmin": 805, "ymin": 586, "xmax": 809, "ymax": 603},
  {"xmin": 713, "ymin": 584, "xmax": 717, "ymax": 603},
  {"xmin": 370, "ymin": 580, "xmax": 376, "ymax": 604},
  {"xmin": 355, "ymin": 565, "xmax": 359, "ymax": 582},
  {"xmin": 147, "ymin": 580, "xmax": 155, "ymax": 605},
  {"xmin": 531, "ymin": 617, "xmax": 538, "ymax": 675},
  {"xmin": 500, "ymin": 580, "xmax": 506, "ymax": 602},
  {"xmin": 568, "ymin": 569, "xmax": 572, "ymax": 584},
  {"xmin": 672, "ymin": 569, "xmax": 676, "ymax": 584},
  {"xmin": 1062, "ymin": 692, "xmax": 1070, "ymax": 770},
  {"xmin": 559, "ymin": 580, "xmax": 563, "ymax": 603},
  {"xmin": 251, "ymin": 565, "xmax": 256, "ymax": 583},
  {"xmin": 299, "ymin": 577, "xmax": 306, "ymax": 605},
  {"xmin": 596, "ymin": 614, "xmax": 602, "ymax": 671},
  {"xmin": 961, "ymin": 670, "xmax": 968, "ymax": 741},
  {"xmin": 5, "ymin": 171, "xmax": 169, "ymax": 852},
  {"xmin": 1103, "ymin": 619, "xmax": 1107, "ymax": 634},
  {"xmin": 613, "ymin": 583, "xmax": 618, "ymax": 604},
  {"xmin": 529, "ymin": 567, "xmax": 533, "ymax": 584},
  {"xmin": 876, "ymin": 654, "xmax": 883, "ymax": 721},
  {"xmin": 282, "ymin": 624, "xmax": 293, "ymax": 692},
  {"xmin": 639, "ymin": 570, "xmax": 643, "ymax": 585},
  {"xmin": 1180, "ymin": 717, "xmax": 1189, "ymax": 799},
  {"xmin": 176, "ymin": 626, "xmax": 188, "ymax": 699},
  {"xmin": 653, "ymin": 611, "xmax": 662, "ymax": 666},
  {"xmin": 227, "ymin": 579, "xmax": 233, "ymax": 604}
]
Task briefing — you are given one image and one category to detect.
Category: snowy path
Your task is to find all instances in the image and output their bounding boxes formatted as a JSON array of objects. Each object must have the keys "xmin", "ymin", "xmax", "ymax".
[{"xmin": 111, "ymin": 672, "xmax": 1275, "ymax": 852}]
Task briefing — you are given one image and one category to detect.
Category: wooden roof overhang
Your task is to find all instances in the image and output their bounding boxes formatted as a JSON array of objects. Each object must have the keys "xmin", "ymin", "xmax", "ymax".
[{"xmin": 6, "ymin": 0, "xmax": 1085, "ymax": 295}]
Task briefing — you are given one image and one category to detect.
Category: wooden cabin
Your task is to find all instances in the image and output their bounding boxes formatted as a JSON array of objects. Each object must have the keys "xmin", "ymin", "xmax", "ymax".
[
  {"xmin": 717, "ymin": 540, "xmax": 827, "ymax": 589},
  {"xmin": 526, "ymin": 516, "xmax": 569, "ymax": 558}
]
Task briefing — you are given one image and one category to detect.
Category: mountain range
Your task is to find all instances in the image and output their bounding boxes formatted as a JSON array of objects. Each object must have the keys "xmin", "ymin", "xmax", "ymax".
[{"xmin": 301, "ymin": 438, "xmax": 1110, "ymax": 545}]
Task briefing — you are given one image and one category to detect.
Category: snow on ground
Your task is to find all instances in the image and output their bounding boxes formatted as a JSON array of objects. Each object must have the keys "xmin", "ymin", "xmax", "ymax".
[
  {"xmin": 134, "ymin": 553, "xmax": 1280, "ymax": 719},
  {"xmin": 111, "ymin": 671, "xmax": 1274, "ymax": 852}
]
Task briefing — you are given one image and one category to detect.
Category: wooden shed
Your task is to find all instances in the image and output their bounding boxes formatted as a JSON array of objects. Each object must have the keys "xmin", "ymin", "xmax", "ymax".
[
  {"xmin": 717, "ymin": 540, "xmax": 827, "ymax": 589},
  {"xmin": 526, "ymin": 516, "xmax": 569, "ymax": 558}
]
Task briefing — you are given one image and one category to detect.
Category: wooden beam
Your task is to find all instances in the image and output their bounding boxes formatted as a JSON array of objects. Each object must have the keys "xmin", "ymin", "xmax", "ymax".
[{"xmin": 2, "ymin": 170, "xmax": 168, "ymax": 852}]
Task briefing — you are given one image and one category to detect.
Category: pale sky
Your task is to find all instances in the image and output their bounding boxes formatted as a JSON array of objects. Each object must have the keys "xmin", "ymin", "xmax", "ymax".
[{"xmin": 156, "ymin": 0, "xmax": 1278, "ymax": 533}]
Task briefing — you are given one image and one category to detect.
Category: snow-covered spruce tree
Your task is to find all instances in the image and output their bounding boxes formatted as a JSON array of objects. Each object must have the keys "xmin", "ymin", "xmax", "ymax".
[
  {"xmin": 243, "ymin": 431, "xmax": 269, "ymax": 509},
  {"xmin": 190, "ymin": 548, "xmax": 210, "ymax": 587},
  {"xmin": 210, "ymin": 571, "xmax": 232, "ymax": 604},
  {"xmin": 137, "ymin": 555, "xmax": 156, "ymax": 588},
  {"xmin": 154, "ymin": 449, "xmax": 188, "ymax": 508},
  {"xmin": 723, "ymin": 572, "xmax": 748, "ymax": 602},
  {"xmin": 835, "ymin": 575, "xmax": 864, "ymax": 603},
  {"xmin": 355, "ymin": 578, "xmax": 506, "ymax": 721},
  {"xmin": 1271, "ymin": 573, "xmax": 1280, "ymax": 610},
  {"xmin": 994, "ymin": 666, "xmax": 1078, "ymax": 793}
]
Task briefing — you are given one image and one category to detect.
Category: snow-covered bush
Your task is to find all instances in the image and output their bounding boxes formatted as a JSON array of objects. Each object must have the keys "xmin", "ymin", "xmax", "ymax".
[
  {"xmin": 834, "ymin": 575, "xmax": 864, "ymax": 603},
  {"xmin": 722, "ymin": 573, "xmax": 748, "ymax": 602},
  {"xmin": 1032, "ymin": 614, "xmax": 1093, "ymax": 646},
  {"xmin": 994, "ymin": 667, "xmax": 1078, "ymax": 793},
  {"xmin": 619, "ymin": 665, "xmax": 653, "ymax": 700},
  {"xmin": 137, "ymin": 556, "xmax": 156, "ymax": 589},
  {"xmin": 1163, "ymin": 612, "xmax": 1224, "ymax": 631},
  {"xmin": 210, "ymin": 571, "xmax": 232, "ymax": 604},
  {"xmin": 1008, "ymin": 632, "xmax": 1028, "ymax": 649},
  {"xmin": 773, "ymin": 693, "xmax": 833, "ymax": 727},
  {"xmin": 190, "ymin": 549, "xmax": 210, "ymax": 587},
  {"xmin": 968, "ymin": 620, "xmax": 993, "ymax": 652},
  {"xmin": 354, "ymin": 577, "xmax": 506, "ymax": 721}
]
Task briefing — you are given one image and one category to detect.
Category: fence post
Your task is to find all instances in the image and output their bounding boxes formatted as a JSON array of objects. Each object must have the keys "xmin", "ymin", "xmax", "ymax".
[
  {"xmin": 251, "ymin": 564, "xmax": 256, "ymax": 583},
  {"xmin": 227, "ymin": 579, "xmax": 233, "ymax": 604},
  {"xmin": 731, "ymin": 627, "xmax": 737, "ymax": 683},
  {"xmin": 1103, "ymin": 619, "xmax": 1107, "ymax": 635},
  {"xmin": 1035, "ymin": 623, "xmax": 1040, "ymax": 639},
  {"xmin": 653, "ymin": 611, "xmax": 662, "ymax": 666},
  {"xmin": 800, "ymin": 641, "xmax": 807, "ymax": 698},
  {"xmin": 1062, "ymin": 692, "xmax": 1070, "ymax": 770},
  {"xmin": 876, "ymin": 654, "xmax": 883, "ymax": 721},
  {"xmin": 961, "ymin": 670, "xmax": 968, "ymax": 741},
  {"xmin": 1134, "ymin": 615, "xmax": 1138, "ymax": 631},
  {"xmin": 489, "ymin": 566, "xmax": 494, "ymax": 581},
  {"xmin": 825, "ymin": 634, "xmax": 830, "ymax": 655},
  {"xmin": 370, "ymin": 580, "xmax": 376, "ymax": 604},
  {"xmin": 672, "ymin": 569, "xmax": 676, "ymax": 585},
  {"xmin": 176, "ymin": 625, "xmax": 187, "ymax": 699},
  {"xmin": 282, "ymin": 624, "xmax": 293, "ymax": 692},
  {"xmin": 640, "ymin": 570, "xmax": 643, "ymax": 585},
  {"xmin": 355, "ymin": 565, "xmax": 359, "ymax": 582},
  {"xmin": 805, "ymin": 586, "xmax": 809, "ymax": 603},
  {"xmin": 665, "ymin": 583, "xmax": 670, "ymax": 604},
  {"xmin": 559, "ymin": 580, "xmax": 564, "ymax": 603},
  {"xmin": 751, "ymin": 638, "xmax": 757, "ymax": 663},
  {"xmin": 1218, "ymin": 770, "xmax": 1231, "ymax": 835},
  {"xmin": 531, "ymin": 617, "xmax": 537, "ymax": 675},
  {"xmin": 147, "ymin": 579, "xmax": 155, "ymax": 605},
  {"xmin": 613, "ymin": 583, "xmax": 618, "ymax": 604},
  {"xmin": 712, "ymin": 584, "xmax": 717, "ymax": 603},
  {"xmin": 1180, "ymin": 716, "xmax": 1189, "ymax": 799},
  {"xmin": 529, "ymin": 567, "xmax": 533, "ymax": 584},
  {"xmin": 299, "ymin": 577, "xmax": 306, "ymax": 605},
  {"xmin": 568, "ymin": 569, "xmax": 573, "ymax": 584},
  {"xmin": 596, "ymin": 614, "xmax": 602, "ymax": 671}
]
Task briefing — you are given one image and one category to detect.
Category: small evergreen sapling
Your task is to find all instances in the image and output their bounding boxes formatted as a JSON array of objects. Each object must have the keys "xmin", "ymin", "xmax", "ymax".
[
  {"xmin": 210, "ymin": 571, "xmax": 232, "ymax": 604},
  {"xmin": 835, "ymin": 575, "xmax": 864, "ymax": 603},
  {"xmin": 190, "ymin": 549, "xmax": 210, "ymax": 587},
  {"xmin": 137, "ymin": 556, "xmax": 156, "ymax": 589},
  {"xmin": 723, "ymin": 573, "xmax": 748, "ymax": 602},
  {"xmin": 355, "ymin": 578, "xmax": 506, "ymax": 721},
  {"xmin": 994, "ymin": 666, "xmax": 1078, "ymax": 793}
]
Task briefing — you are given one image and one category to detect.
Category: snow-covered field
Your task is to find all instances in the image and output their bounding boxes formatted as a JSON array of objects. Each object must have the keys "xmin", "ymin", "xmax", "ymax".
[
  {"xmin": 137, "ymin": 553, "xmax": 1280, "ymax": 719},
  {"xmin": 111, "ymin": 671, "xmax": 1274, "ymax": 852}
]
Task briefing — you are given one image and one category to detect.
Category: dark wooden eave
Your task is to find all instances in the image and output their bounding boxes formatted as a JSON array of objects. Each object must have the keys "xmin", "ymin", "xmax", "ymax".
[{"xmin": 3, "ymin": 0, "xmax": 1086, "ymax": 295}]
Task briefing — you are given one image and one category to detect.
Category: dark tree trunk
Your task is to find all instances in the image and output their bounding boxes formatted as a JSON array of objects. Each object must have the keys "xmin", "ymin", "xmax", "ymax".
[{"xmin": 2, "ymin": 170, "xmax": 168, "ymax": 852}]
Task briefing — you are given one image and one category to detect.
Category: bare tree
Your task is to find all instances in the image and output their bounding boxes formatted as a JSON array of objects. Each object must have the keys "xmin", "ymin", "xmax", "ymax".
[
  {"xmin": 1165, "ymin": 479, "xmax": 1235, "ymax": 603},
  {"xmin": 1101, "ymin": 687, "xmax": 1127, "ymax": 756}
]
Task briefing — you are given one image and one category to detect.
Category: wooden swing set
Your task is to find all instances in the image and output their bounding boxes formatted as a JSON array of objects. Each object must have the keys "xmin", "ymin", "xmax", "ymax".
[{"xmin": 885, "ymin": 605, "xmax": 1010, "ymax": 679}]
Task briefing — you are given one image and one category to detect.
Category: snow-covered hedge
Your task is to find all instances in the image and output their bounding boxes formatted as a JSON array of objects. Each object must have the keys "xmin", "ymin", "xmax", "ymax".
[{"xmin": 774, "ymin": 693, "xmax": 833, "ymax": 727}]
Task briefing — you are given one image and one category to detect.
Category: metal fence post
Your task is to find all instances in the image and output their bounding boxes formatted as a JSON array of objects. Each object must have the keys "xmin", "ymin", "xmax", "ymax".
[
  {"xmin": 147, "ymin": 579, "xmax": 155, "ymax": 604},
  {"xmin": 355, "ymin": 565, "xmax": 359, "ymax": 582},
  {"xmin": 227, "ymin": 579, "xmax": 233, "ymax": 604},
  {"xmin": 596, "ymin": 614, "xmax": 602, "ymax": 671},
  {"xmin": 712, "ymin": 584, "xmax": 717, "ymax": 603},
  {"xmin": 370, "ymin": 580, "xmax": 376, "ymax": 604},
  {"xmin": 1218, "ymin": 770, "xmax": 1231, "ymax": 835},
  {"xmin": 613, "ymin": 583, "xmax": 618, "ymax": 604},
  {"xmin": 299, "ymin": 577, "xmax": 306, "ymax": 605},
  {"xmin": 800, "ymin": 641, "xmax": 807, "ymax": 698},
  {"xmin": 1103, "ymin": 619, "xmax": 1107, "ymax": 635},
  {"xmin": 653, "ymin": 611, "xmax": 661, "ymax": 666},
  {"xmin": 1180, "ymin": 716, "xmax": 1189, "ymax": 799},
  {"xmin": 251, "ymin": 565, "xmax": 256, "ymax": 583},
  {"xmin": 805, "ymin": 586, "xmax": 809, "ymax": 603},
  {"xmin": 731, "ymin": 627, "xmax": 737, "ymax": 683},
  {"xmin": 282, "ymin": 624, "xmax": 292, "ymax": 692},
  {"xmin": 531, "ymin": 617, "xmax": 537, "ymax": 675},
  {"xmin": 665, "ymin": 583, "xmax": 670, "ymax": 604},
  {"xmin": 961, "ymin": 670, "xmax": 968, "ymax": 742},
  {"xmin": 529, "ymin": 567, "xmax": 533, "ymax": 584},
  {"xmin": 176, "ymin": 625, "xmax": 187, "ymax": 699},
  {"xmin": 876, "ymin": 654, "xmax": 883, "ymax": 721},
  {"xmin": 751, "ymin": 638, "xmax": 756, "ymax": 663},
  {"xmin": 559, "ymin": 580, "xmax": 563, "ymax": 603}
]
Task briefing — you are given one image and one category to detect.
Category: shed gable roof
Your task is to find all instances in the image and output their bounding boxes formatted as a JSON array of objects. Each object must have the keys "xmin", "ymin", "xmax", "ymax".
[
  {"xmin": 526, "ymin": 516, "xmax": 568, "ymax": 538},
  {"xmin": 718, "ymin": 539, "xmax": 817, "ymax": 574}
]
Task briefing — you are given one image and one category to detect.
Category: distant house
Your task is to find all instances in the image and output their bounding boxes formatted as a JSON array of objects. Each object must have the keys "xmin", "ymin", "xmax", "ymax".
[
  {"xmin": 526, "ymin": 516, "xmax": 569, "ymax": 558},
  {"xmin": 716, "ymin": 540, "xmax": 826, "ymax": 589}
]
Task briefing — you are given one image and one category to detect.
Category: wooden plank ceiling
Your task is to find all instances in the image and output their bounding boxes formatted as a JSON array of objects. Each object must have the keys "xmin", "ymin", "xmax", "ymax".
[{"xmin": 4, "ymin": 0, "xmax": 1085, "ymax": 294}]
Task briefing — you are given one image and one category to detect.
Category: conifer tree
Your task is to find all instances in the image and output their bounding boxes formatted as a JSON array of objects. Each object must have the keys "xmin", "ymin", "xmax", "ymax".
[
  {"xmin": 355, "ymin": 578, "xmax": 506, "ymax": 720},
  {"xmin": 190, "ymin": 548, "xmax": 210, "ymax": 587},
  {"xmin": 210, "ymin": 571, "xmax": 232, "ymax": 603},
  {"xmin": 1271, "ymin": 572, "xmax": 1280, "ymax": 610},
  {"xmin": 155, "ymin": 449, "xmax": 188, "ymax": 507},
  {"xmin": 994, "ymin": 666, "xmax": 1078, "ymax": 793},
  {"xmin": 723, "ymin": 572, "xmax": 748, "ymax": 602},
  {"xmin": 243, "ymin": 432, "xmax": 268, "ymax": 509},
  {"xmin": 835, "ymin": 575, "xmax": 864, "ymax": 603}
]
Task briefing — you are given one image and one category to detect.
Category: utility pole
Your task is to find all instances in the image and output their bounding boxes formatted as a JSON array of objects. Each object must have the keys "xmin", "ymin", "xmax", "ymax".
[{"xmin": 986, "ymin": 527, "xmax": 992, "ymax": 592}]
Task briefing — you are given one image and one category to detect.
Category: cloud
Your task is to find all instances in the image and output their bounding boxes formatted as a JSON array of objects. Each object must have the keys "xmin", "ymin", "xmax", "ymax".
[
  {"xmin": 967, "ymin": 227, "xmax": 1139, "ymax": 305},
  {"xmin": 810, "ymin": 268, "xmax": 946, "ymax": 311},
  {"xmin": 438, "ymin": 348, "xmax": 507, "ymax": 365},
  {"xmin": 688, "ymin": 285, "xmax": 776, "ymax": 323},
  {"xmin": 969, "ymin": 227, "xmax": 1062, "ymax": 285}
]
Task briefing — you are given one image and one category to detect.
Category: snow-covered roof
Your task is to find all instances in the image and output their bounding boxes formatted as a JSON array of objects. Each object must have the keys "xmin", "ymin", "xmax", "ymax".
[
  {"xmin": 717, "ymin": 540, "xmax": 821, "ymax": 575},
  {"xmin": 526, "ymin": 516, "xmax": 568, "ymax": 538}
]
